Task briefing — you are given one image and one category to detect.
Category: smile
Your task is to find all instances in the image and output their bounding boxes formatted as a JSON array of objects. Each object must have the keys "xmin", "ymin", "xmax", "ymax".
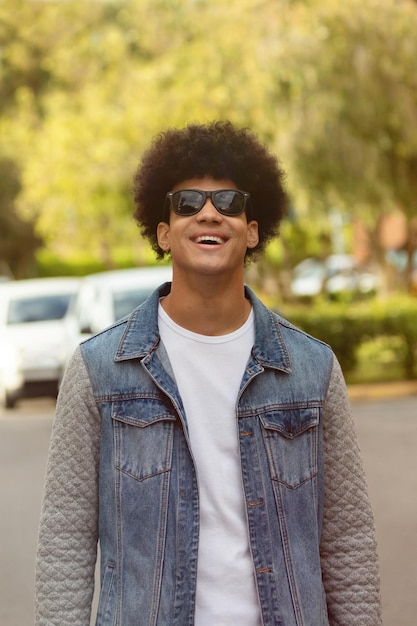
[{"xmin": 194, "ymin": 235, "xmax": 225, "ymax": 245}]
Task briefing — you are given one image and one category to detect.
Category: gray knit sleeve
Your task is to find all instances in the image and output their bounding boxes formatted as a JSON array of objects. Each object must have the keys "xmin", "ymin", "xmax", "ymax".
[
  {"xmin": 35, "ymin": 347, "xmax": 100, "ymax": 626},
  {"xmin": 320, "ymin": 354, "xmax": 382, "ymax": 624}
]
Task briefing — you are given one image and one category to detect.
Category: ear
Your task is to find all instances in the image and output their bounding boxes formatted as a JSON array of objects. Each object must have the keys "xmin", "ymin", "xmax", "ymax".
[
  {"xmin": 157, "ymin": 221, "xmax": 170, "ymax": 252},
  {"xmin": 246, "ymin": 220, "xmax": 259, "ymax": 249}
]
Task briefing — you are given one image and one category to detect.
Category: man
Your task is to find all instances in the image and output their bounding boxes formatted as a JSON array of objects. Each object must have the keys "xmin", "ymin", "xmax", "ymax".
[{"xmin": 35, "ymin": 121, "xmax": 381, "ymax": 625}]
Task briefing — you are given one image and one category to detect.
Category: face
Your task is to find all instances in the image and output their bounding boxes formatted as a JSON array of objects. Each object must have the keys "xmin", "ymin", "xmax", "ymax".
[{"xmin": 157, "ymin": 176, "xmax": 259, "ymax": 280}]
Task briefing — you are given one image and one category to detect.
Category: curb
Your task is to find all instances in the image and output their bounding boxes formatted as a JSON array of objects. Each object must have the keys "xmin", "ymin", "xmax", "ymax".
[{"xmin": 348, "ymin": 380, "xmax": 417, "ymax": 403}]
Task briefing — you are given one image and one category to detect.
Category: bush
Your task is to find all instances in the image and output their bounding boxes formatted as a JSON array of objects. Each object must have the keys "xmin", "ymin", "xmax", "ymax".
[
  {"xmin": 279, "ymin": 295, "xmax": 417, "ymax": 380},
  {"xmin": 34, "ymin": 249, "xmax": 144, "ymax": 278}
]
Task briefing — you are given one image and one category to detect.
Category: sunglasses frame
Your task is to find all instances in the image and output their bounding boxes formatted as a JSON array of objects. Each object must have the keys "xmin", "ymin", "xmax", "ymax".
[{"xmin": 163, "ymin": 189, "xmax": 253, "ymax": 221}]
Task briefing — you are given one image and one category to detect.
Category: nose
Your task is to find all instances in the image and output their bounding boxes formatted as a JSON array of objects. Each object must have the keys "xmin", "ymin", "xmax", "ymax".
[{"xmin": 196, "ymin": 198, "xmax": 223, "ymax": 222}]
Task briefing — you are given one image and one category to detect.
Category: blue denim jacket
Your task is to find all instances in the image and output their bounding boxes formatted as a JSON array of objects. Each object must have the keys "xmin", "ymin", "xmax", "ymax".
[{"xmin": 80, "ymin": 284, "xmax": 334, "ymax": 626}]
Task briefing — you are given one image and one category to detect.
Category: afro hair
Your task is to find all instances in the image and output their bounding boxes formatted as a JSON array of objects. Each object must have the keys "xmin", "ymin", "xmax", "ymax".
[{"xmin": 133, "ymin": 120, "xmax": 288, "ymax": 260}]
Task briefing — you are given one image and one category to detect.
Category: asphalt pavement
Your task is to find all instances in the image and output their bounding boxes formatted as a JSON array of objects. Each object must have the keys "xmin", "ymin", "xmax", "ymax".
[{"xmin": 349, "ymin": 386, "xmax": 417, "ymax": 626}]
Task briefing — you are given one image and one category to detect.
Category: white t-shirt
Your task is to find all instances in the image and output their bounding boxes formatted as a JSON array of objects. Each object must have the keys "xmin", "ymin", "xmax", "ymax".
[{"xmin": 158, "ymin": 303, "xmax": 262, "ymax": 626}]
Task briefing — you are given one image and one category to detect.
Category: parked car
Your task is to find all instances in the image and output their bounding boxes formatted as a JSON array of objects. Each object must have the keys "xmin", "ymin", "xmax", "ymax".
[
  {"xmin": 0, "ymin": 277, "xmax": 80, "ymax": 408},
  {"xmin": 66, "ymin": 266, "xmax": 173, "ymax": 348},
  {"xmin": 290, "ymin": 255, "xmax": 380, "ymax": 299},
  {"xmin": 290, "ymin": 258, "xmax": 327, "ymax": 298}
]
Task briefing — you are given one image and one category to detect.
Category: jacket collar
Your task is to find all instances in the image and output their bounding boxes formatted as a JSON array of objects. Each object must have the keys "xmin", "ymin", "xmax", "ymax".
[{"xmin": 115, "ymin": 282, "xmax": 291, "ymax": 374}]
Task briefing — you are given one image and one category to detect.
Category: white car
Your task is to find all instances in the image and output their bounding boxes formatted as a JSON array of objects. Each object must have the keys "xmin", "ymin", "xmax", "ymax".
[
  {"xmin": 66, "ymin": 265, "xmax": 172, "ymax": 345},
  {"xmin": 291, "ymin": 255, "xmax": 380, "ymax": 298},
  {"xmin": 0, "ymin": 277, "xmax": 80, "ymax": 408},
  {"xmin": 290, "ymin": 258, "xmax": 327, "ymax": 298}
]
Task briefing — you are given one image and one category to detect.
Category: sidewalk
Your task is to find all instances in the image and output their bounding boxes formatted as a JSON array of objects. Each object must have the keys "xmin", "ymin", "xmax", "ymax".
[{"xmin": 348, "ymin": 379, "xmax": 417, "ymax": 402}]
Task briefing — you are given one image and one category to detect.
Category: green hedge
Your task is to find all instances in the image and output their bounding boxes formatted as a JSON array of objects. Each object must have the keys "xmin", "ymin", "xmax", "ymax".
[
  {"xmin": 280, "ymin": 295, "xmax": 417, "ymax": 379},
  {"xmin": 34, "ymin": 249, "xmax": 152, "ymax": 278}
]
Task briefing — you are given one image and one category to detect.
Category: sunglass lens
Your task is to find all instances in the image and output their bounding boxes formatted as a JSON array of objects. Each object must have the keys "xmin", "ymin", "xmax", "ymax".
[
  {"xmin": 214, "ymin": 191, "xmax": 244, "ymax": 215},
  {"xmin": 173, "ymin": 190, "xmax": 203, "ymax": 215}
]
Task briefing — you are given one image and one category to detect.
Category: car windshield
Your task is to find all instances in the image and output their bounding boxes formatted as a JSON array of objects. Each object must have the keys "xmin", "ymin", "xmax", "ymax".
[
  {"xmin": 7, "ymin": 293, "xmax": 74, "ymax": 324},
  {"xmin": 113, "ymin": 288, "xmax": 153, "ymax": 321}
]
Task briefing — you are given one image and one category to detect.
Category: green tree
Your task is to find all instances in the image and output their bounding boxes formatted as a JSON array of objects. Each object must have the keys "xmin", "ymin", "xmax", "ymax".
[
  {"xmin": 0, "ymin": 157, "xmax": 41, "ymax": 277},
  {"xmin": 272, "ymin": 0, "xmax": 417, "ymax": 288},
  {"xmin": 3, "ymin": 0, "xmax": 416, "ymax": 287},
  {"xmin": 4, "ymin": 0, "xmax": 284, "ymax": 268}
]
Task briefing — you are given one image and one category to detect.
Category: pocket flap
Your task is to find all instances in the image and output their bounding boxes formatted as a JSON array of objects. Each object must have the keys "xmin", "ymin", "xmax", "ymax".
[
  {"xmin": 112, "ymin": 397, "xmax": 176, "ymax": 428},
  {"xmin": 260, "ymin": 406, "xmax": 319, "ymax": 439}
]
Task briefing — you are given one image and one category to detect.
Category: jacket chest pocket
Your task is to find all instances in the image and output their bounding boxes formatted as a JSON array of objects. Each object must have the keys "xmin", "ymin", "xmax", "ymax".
[
  {"xmin": 112, "ymin": 398, "xmax": 176, "ymax": 481},
  {"xmin": 260, "ymin": 406, "xmax": 319, "ymax": 489}
]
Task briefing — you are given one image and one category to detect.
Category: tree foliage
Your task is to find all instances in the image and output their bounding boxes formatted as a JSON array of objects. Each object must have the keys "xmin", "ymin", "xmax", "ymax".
[
  {"xmin": 273, "ymin": 0, "xmax": 417, "ymax": 284},
  {"xmin": 0, "ymin": 156, "xmax": 41, "ymax": 276},
  {"xmin": 0, "ymin": 0, "xmax": 416, "ymax": 285}
]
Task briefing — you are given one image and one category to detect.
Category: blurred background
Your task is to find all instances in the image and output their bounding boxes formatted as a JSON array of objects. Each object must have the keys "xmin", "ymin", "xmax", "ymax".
[
  {"xmin": 1, "ymin": 1, "xmax": 417, "ymax": 623},
  {"xmin": 1, "ymin": 0, "xmax": 417, "ymax": 396}
]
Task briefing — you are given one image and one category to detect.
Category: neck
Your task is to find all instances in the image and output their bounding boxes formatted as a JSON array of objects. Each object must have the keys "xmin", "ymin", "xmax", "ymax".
[{"xmin": 161, "ymin": 274, "xmax": 251, "ymax": 336}]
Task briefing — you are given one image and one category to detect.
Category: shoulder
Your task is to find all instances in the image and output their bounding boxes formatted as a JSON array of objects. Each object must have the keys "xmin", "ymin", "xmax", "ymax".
[
  {"xmin": 271, "ymin": 309, "xmax": 334, "ymax": 366},
  {"xmin": 80, "ymin": 316, "xmax": 129, "ymax": 354}
]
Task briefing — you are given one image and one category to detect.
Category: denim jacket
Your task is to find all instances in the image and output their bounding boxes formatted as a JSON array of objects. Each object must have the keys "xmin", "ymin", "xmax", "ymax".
[{"xmin": 77, "ymin": 283, "xmax": 338, "ymax": 626}]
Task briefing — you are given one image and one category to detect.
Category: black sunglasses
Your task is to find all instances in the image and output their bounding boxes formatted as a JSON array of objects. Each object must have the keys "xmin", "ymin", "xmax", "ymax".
[{"xmin": 164, "ymin": 189, "xmax": 252, "ymax": 220}]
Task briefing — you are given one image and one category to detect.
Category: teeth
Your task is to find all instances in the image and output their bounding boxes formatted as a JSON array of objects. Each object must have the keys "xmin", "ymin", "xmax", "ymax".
[{"xmin": 196, "ymin": 236, "xmax": 223, "ymax": 244}]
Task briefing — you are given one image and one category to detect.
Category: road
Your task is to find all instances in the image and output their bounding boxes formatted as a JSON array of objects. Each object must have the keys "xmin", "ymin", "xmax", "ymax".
[
  {"xmin": 352, "ymin": 394, "xmax": 417, "ymax": 626},
  {"xmin": 0, "ymin": 399, "xmax": 54, "ymax": 626},
  {"xmin": 0, "ymin": 394, "xmax": 416, "ymax": 625}
]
